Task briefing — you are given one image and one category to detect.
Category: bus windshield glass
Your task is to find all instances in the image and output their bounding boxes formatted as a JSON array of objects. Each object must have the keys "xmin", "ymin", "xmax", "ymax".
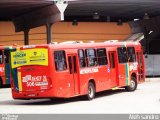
[{"xmin": 11, "ymin": 48, "xmax": 48, "ymax": 68}]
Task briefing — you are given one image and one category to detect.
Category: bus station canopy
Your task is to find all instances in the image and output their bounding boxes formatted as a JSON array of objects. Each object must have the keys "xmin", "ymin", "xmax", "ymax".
[
  {"xmin": 0, "ymin": 0, "xmax": 160, "ymax": 47},
  {"xmin": 0, "ymin": 0, "xmax": 160, "ymax": 22}
]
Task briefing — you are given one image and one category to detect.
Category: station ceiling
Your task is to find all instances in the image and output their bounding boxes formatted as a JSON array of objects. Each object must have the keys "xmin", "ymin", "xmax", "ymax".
[{"xmin": 0, "ymin": 0, "xmax": 160, "ymax": 22}]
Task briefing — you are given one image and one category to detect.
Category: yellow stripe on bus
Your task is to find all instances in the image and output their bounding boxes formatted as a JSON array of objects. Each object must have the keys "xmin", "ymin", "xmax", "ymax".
[
  {"xmin": 127, "ymin": 63, "xmax": 130, "ymax": 86},
  {"xmin": 112, "ymin": 87, "xmax": 119, "ymax": 90},
  {"xmin": 18, "ymin": 71, "xmax": 22, "ymax": 91}
]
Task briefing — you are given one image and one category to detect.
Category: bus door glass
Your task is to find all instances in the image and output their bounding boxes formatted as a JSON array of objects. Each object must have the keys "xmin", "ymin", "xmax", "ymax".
[
  {"xmin": 136, "ymin": 52, "xmax": 145, "ymax": 82},
  {"xmin": 108, "ymin": 51, "xmax": 118, "ymax": 87},
  {"xmin": 68, "ymin": 54, "xmax": 79, "ymax": 95}
]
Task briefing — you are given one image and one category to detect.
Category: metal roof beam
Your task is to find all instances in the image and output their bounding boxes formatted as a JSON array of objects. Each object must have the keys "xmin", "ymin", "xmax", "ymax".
[{"xmin": 13, "ymin": 4, "xmax": 61, "ymax": 32}]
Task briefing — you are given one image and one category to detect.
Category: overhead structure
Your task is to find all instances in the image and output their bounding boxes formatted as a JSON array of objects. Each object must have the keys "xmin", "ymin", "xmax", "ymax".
[
  {"xmin": 65, "ymin": 0, "xmax": 160, "ymax": 22},
  {"xmin": 0, "ymin": 0, "xmax": 160, "ymax": 47},
  {"xmin": 0, "ymin": 0, "xmax": 68, "ymax": 45}
]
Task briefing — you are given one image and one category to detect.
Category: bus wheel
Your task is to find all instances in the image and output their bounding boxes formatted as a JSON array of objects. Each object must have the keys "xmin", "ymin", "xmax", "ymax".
[
  {"xmin": 0, "ymin": 78, "xmax": 2, "ymax": 88},
  {"xmin": 125, "ymin": 76, "xmax": 137, "ymax": 92},
  {"xmin": 87, "ymin": 82, "xmax": 95, "ymax": 100}
]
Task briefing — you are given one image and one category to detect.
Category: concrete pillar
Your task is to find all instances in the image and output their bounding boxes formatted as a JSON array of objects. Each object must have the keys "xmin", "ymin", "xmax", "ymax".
[
  {"xmin": 24, "ymin": 29, "xmax": 29, "ymax": 45},
  {"xmin": 46, "ymin": 23, "xmax": 53, "ymax": 44}
]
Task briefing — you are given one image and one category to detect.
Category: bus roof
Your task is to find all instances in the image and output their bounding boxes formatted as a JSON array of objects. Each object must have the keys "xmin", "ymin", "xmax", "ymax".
[{"xmin": 19, "ymin": 42, "xmax": 141, "ymax": 50}]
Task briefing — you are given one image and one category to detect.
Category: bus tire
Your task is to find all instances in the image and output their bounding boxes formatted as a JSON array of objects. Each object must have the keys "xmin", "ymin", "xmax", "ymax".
[
  {"xmin": 87, "ymin": 82, "xmax": 95, "ymax": 100},
  {"xmin": 125, "ymin": 76, "xmax": 137, "ymax": 92},
  {"xmin": 0, "ymin": 77, "xmax": 2, "ymax": 88}
]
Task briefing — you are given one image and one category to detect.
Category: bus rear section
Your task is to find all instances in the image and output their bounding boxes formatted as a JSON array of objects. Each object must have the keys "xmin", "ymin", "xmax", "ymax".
[
  {"xmin": 0, "ymin": 47, "xmax": 12, "ymax": 87},
  {"xmin": 11, "ymin": 46, "xmax": 55, "ymax": 99}
]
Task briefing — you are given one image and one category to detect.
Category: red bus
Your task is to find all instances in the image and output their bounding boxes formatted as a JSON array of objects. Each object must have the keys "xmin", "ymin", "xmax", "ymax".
[
  {"xmin": 0, "ymin": 46, "xmax": 12, "ymax": 87},
  {"xmin": 10, "ymin": 42, "xmax": 145, "ymax": 100}
]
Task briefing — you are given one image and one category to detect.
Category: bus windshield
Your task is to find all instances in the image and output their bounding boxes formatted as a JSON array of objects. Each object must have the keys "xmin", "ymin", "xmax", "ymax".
[{"xmin": 11, "ymin": 48, "xmax": 48, "ymax": 68}]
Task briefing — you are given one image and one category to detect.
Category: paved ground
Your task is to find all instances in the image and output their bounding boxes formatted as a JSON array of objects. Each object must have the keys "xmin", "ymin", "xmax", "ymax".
[{"xmin": 0, "ymin": 78, "xmax": 160, "ymax": 114}]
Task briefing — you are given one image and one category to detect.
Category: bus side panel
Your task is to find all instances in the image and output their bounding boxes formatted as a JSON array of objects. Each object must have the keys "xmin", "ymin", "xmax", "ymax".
[
  {"xmin": 53, "ymin": 72, "xmax": 71, "ymax": 98},
  {"xmin": 94, "ymin": 66, "xmax": 111, "ymax": 92},
  {"xmin": 51, "ymin": 49, "xmax": 76, "ymax": 98},
  {"xmin": 79, "ymin": 72, "xmax": 101, "ymax": 95},
  {"xmin": 45, "ymin": 48, "xmax": 69, "ymax": 98},
  {"xmin": 78, "ymin": 73, "xmax": 91, "ymax": 95},
  {"xmin": 79, "ymin": 66, "xmax": 110, "ymax": 95}
]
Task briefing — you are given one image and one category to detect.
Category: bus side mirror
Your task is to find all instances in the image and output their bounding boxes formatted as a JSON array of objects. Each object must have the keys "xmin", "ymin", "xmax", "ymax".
[{"xmin": 145, "ymin": 54, "xmax": 148, "ymax": 58}]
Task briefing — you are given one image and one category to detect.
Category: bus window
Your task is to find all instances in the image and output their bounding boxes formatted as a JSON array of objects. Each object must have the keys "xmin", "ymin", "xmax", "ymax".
[
  {"xmin": 78, "ymin": 49, "xmax": 86, "ymax": 68},
  {"xmin": 0, "ymin": 50, "xmax": 3, "ymax": 64},
  {"xmin": 117, "ymin": 47, "xmax": 127, "ymax": 63},
  {"xmin": 54, "ymin": 50, "xmax": 67, "ymax": 71},
  {"xmin": 68, "ymin": 56, "xmax": 77, "ymax": 74},
  {"xmin": 97, "ymin": 48, "xmax": 108, "ymax": 66},
  {"xmin": 4, "ymin": 50, "xmax": 10, "ymax": 63},
  {"xmin": 68, "ymin": 56, "xmax": 72, "ymax": 74},
  {"xmin": 127, "ymin": 47, "xmax": 136, "ymax": 62},
  {"xmin": 85, "ymin": 49, "xmax": 97, "ymax": 67}
]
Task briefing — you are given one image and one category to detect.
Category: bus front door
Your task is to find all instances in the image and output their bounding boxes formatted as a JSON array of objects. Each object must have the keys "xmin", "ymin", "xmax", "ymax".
[
  {"xmin": 136, "ymin": 51, "xmax": 145, "ymax": 82},
  {"xmin": 68, "ymin": 55, "xmax": 79, "ymax": 96},
  {"xmin": 108, "ymin": 51, "xmax": 118, "ymax": 88}
]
